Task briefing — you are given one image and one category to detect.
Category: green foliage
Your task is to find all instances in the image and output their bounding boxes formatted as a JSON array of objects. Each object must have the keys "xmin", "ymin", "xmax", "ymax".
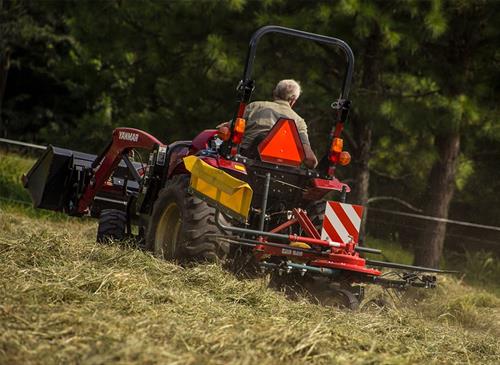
[
  {"xmin": 455, "ymin": 154, "xmax": 474, "ymax": 191},
  {"xmin": 449, "ymin": 250, "xmax": 500, "ymax": 294},
  {"xmin": 424, "ymin": 0, "xmax": 448, "ymax": 38},
  {"xmin": 0, "ymin": 151, "xmax": 33, "ymax": 202},
  {"xmin": 365, "ymin": 236, "xmax": 414, "ymax": 264}
]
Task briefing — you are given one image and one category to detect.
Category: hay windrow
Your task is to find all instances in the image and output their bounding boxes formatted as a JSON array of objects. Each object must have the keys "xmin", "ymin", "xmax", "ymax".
[{"xmin": 0, "ymin": 207, "xmax": 499, "ymax": 364}]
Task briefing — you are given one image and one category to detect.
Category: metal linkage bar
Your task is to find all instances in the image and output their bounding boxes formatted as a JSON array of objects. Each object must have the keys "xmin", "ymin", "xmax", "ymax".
[
  {"xmin": 366, "ymin": 259, "xmax": 459, "ymax": 274},
  {"xmin": 214, "ymin": 210, "xmax": 381, "ymax": 254},
  {"xmin": 259, "ymin": 261, "xmax": 339, "ymax": 277},
  {"xmin": 208, "ymin": 234, "xmax": 331, "ymax": 256},
  {"xmin": 259, "ymin": 172, "xmax": 271, "ymax": 231},
  {"xmin": 122, "ymin": 154, "xmax": 143, "ymax": 182},
  {"xmin": 371, "ymin": 275, "xmax": 437, "ymax": 289},
  {"xmin": 293, "ymin": 208, "xmax": 321, "ymax": 239}
]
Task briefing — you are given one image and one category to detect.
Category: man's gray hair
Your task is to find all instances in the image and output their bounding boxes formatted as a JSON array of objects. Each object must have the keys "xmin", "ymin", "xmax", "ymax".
[{"xmin": 273, "ymin": 79, "xmax": 301, "ymax": 102}]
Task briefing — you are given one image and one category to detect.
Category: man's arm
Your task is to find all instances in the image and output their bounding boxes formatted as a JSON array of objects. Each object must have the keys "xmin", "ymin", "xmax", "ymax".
[
  {"xmin": 303, "ymin": 144, "xmax": 318, "ymax": 169},
  {"xmin": 295, "ymin": 118, "xmax": 317, "ymax": 169}
]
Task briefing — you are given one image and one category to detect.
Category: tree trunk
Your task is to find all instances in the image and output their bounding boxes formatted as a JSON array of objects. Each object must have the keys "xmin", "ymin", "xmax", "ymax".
[
  {"xmin": 349, "ymin": 27, "xmax": 380, "ymax": 243},
  {"xmin": 413, "ymin": 133, "xmax": 461, "ymax": 268},
  {"xmin": 0, "ymin": 49, "xmax": 10, "ymax": 136},
  {"xmin": 0, "ymin": 50, "xmax": 10, "ymax": 103},
  {"xmin": 350, "ymin": 119, "xmax": 372, "ymax": 243},
  {"xmin": 0, "ymin": 0, "xmax": 10, "ymax": 136}
]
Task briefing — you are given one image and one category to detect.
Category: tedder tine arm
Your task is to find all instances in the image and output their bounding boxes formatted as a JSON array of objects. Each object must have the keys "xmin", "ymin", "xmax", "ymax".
[{"xmin": 365, "ymin": 259, "xmax": 460, "ymax": 274}]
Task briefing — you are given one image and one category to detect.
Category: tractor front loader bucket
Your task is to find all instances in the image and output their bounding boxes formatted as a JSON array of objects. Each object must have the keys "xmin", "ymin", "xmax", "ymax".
[
  {"xmin": 23, "ymin": 145, "xmax": 96, "ymax": 212},
  {"xmin": 23, "ymin": 145, "xmax": 142, "ymax": 215}
]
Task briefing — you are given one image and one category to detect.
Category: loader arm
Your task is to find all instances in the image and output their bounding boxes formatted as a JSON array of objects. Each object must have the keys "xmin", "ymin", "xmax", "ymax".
[{"xmin": 77, "ymin": 127, "xmax": 165, "ymax": 214}]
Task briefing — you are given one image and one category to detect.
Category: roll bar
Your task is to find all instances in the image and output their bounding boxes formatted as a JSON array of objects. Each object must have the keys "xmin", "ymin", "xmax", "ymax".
[{"xmin": 242, "ymin": 25, "xmax": 355, "ymax": 99}]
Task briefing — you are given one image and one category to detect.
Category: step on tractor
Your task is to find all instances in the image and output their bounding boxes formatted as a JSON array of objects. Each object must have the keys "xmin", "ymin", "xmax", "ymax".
[{"xmin": 24, "ymin": 26, "xmax": 455, "ymax": 309}]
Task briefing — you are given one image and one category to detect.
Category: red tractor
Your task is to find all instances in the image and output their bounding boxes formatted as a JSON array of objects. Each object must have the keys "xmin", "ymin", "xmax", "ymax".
[{"xmin": 24, "ymin": 26, "xmax": 454, "ymax": 309}]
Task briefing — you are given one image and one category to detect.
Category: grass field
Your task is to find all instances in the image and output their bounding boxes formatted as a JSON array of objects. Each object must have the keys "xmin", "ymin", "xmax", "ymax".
[{"xmin": 1, "ymin": 151, "xmax": 499, "ymax": 364}]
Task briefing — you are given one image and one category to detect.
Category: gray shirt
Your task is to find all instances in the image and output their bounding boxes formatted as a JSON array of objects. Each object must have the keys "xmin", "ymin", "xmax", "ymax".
[{"xmin": 240, "ymin": 100, "xmax": 310, "ymax": 150}]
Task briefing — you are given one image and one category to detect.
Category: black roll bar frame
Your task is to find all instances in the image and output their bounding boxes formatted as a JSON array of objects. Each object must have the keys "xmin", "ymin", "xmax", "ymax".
[{"xmin": 241, "ymin": 25, "xmax": 355, "ymax": 99}]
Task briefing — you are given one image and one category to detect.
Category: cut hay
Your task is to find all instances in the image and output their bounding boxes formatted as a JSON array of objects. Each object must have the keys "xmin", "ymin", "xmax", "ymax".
[{"xmin": 0, "ymin": 206, "xmax": 499, "ymax": 364}]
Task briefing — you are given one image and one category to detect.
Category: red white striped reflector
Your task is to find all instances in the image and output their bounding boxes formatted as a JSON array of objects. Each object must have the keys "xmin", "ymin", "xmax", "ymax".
[{"xmin": 321, "ymin": 201, "xmax": 364, "ymax": 244}]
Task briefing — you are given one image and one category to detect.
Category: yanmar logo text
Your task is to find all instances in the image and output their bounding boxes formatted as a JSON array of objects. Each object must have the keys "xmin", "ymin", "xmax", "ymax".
[{"xmin": 118, "ymin": 131, "xmax": 139, "ymax": 142}]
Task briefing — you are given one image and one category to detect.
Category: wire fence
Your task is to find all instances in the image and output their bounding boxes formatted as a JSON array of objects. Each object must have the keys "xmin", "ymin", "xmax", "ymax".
[
  {"xmin": 0, "ymin": 137, "xmax": 46, "ymax": 150},
  {"xmin": 365, "ymin": 209, "xmax": 500, "ymax": 253},
  {"xmin": 368, "ymin": 207, "xmax": 500, "ymax": 233},
  {"xmin": 367, "ymin": 217, "xmax": 500, "ymax": 247}
]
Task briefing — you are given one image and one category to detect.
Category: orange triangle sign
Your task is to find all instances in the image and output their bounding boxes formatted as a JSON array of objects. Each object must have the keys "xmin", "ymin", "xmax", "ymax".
[{"xmin": 257, "ymin": 118, "xmax": 305, "ymax": 166}]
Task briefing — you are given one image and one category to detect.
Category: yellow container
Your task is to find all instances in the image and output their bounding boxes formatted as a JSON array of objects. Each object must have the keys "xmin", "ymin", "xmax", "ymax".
[{"xmin": 183, "ymin": 156, "xmax": 253, "ymax": 222}]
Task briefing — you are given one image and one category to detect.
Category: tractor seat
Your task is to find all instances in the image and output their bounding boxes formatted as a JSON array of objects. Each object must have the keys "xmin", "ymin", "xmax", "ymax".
[{"xmin": 240, "ymin": 134, "xmax": 265, "ymax": 160}]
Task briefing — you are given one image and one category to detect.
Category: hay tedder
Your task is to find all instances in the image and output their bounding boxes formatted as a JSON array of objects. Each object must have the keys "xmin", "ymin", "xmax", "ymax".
[{"xmin": 24, "ymin": 26, "xmax": 454, "ymax": 309}]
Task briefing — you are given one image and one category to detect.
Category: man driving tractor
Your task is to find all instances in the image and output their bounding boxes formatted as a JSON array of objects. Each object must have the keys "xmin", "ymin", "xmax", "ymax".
[{"xmin": 222, "ymin": 79, "xmax": 319, "ymax": 169}]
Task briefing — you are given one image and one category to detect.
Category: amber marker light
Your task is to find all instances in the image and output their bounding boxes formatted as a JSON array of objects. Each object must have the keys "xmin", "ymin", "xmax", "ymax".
[
  {"xmin": 232, "ymin": 118, "xmax": 246, "ymax": 144},
  {"xmin": 330, "ymin": 137, "xmax": 344, "ymax": 153}
]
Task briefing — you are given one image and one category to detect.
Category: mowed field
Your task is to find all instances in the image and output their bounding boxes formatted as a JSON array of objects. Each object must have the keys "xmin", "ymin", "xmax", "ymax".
[{"xmin": 0, "ymin": 151, "xmax": 499, "ymax": 364}]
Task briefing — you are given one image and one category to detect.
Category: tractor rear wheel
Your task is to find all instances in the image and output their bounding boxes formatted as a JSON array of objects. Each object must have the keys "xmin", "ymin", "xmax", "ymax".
[
  {"xmin": 325, "ymin": 287, "xmax": 360, "ymax": 310},
  {"xmin": 96, "ymin": 209, "xmax": 127, "ymax": 243},
  {"xmin": 145, "ymin": 175, "xmax": 230, "ymax": 262}
]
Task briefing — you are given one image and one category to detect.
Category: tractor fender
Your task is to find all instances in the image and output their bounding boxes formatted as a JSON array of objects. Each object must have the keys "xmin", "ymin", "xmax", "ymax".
[
  {"xmin": 167, "ymin": 129, "xmax": 219, "ymax": 179},
  {"xmin": 168, "ymin": 155, "xmax": 217, "ymax": 180},
  {"xmin": 190, "ymin": 129, "xmax": 218, "ymax": 152},
  {"xmin": 170, "ymin": 154, "xmax": 248, "ymax": 180},
  {"xmin": 302, "ymin": 178, "xmax": 351, "ymax": 201},
  {"xmin": 193, "ymin": 156, "xmax": 248, "ymax": 176}
]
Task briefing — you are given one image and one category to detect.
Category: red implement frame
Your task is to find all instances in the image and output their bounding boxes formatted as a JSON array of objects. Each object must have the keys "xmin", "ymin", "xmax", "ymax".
[
  {"xmin": 254, "ymin": 206, "xmax": 381, "ymax": 276},
  {"xmin": 294, "ymin": 208, "xmax": 321, "ymax": 239},
  {"xmin": 77, "ymin": 127, "xmax": 166, "ymax": 214}
]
